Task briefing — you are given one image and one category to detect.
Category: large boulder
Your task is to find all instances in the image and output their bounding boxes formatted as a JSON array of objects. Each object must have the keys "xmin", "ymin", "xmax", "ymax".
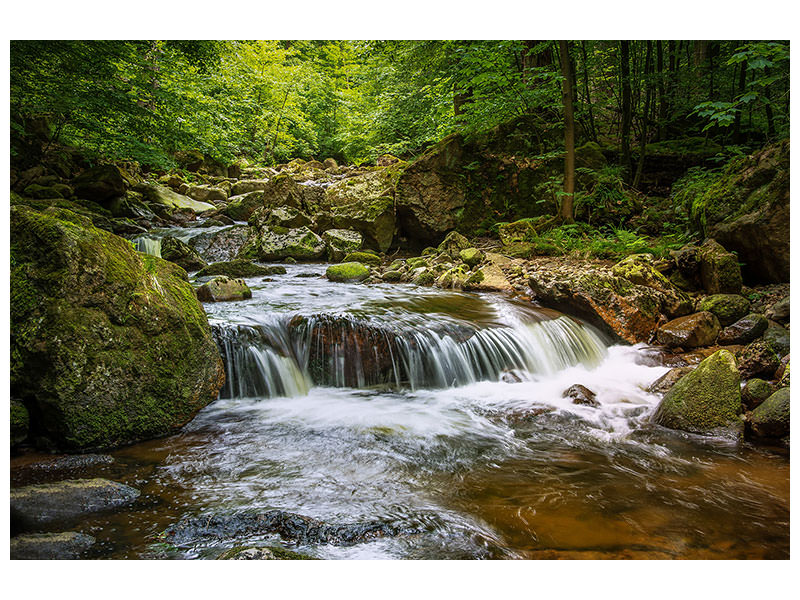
[
  {"xmin": 611, "ymin": 254, "xmax": 692, "ymax": 318},
  {"xmin": 696, "ymin": 294, "xmax": 750, "ymax": 326},
  {"xmin": 656, "ymin": 312, "xmax": 721, "ymax": 348},
  {"xmin": 160, "ymin": 236, "xmax": 208, "ymax": 272},
  {"xmin": 189, "ymin": 225, "xmax": 250, "ymax": 263},
  {"xmin": 688, "ymin": 140, "xmax": 789, "ymax": 283},
  {"xmin": 10, "ymin": 206, "xmax": 225, "ymax": 450},
  {"xmin": 697, "ymin": 239, "xmax": 743, "ymax": 294},
  {"xmin": 135, "ymin": 182, "xmax": 216, "ymax": 214},
  {"xmin": 239, "ymin": 225, "xmax": 326, "ymax": 261},
  {"xmin": 231, "ymin": 179, "xmax": 271, "ymax": 196},
  {"xmin": 196, "ymin": 260, "xmax": 285, "ymax": 279},
  {"xmin": 652, "ymin": 349, "xmax": 743, "ymax": 438},
  {"xmin": 10, "ymin": 532, "xmax": 96, "ymax": 560},
  {"xmin": 196, "ymin": 277, "xmax": 252, "ymax": 302},
  {"xmin": 11, "ymin": 478, "xmax": 140, "ymax": 530},
  {"xmin": 250, "ymin": 205, "xmax": 313, "ymax": 229},
  {"xmin": 736, "ymin": 339, "xmax": 781, "ymax": 380},
  {"xmin": 322, "ymin": 229, "xmax": 362, "ymax": 262},
  {"xmin": 72, "ymin": 164, "xmax": 134, "ymax": 204},
  {"xmin": 224, "ymin": 191, "xmax": 266, "ymax": 221},
  {"xmin": 748, "ymin": 387, "xmax": 790, "ymax": 440},
  {"xmin": 185, "ymin": 184, "xmax": 228, "ymax": 204},
  {"xmin": 717, "ymin": 313, "xmax": 769, "ymax": 345}
]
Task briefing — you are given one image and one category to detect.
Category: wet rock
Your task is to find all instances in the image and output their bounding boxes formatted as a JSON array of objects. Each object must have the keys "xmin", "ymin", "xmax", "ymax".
[
  {"xmin": 224, "ymin": 191, "xmax": 266, "ymax": 221},
  {"xmin": 697, "ymin": 294, "xmax": 750, "ymax": 326},
  {"xmin": 741, "ymin": 379, "xmax": 775, "ymax": 411},
  {"xmin": 381, "ymin": 270, "xmax": 403, "ymax": 282},
  {"xmin": 501, "ymin": 370, "xmax": 525, "ymax": 384},
  {"xmin": 647, "ymin": 366, "xmax": 694, "ymax": 395},
  {"xmin": 612, "ymin": 254, "xmax": 692, "ymax": 318},
  {"xmin": 717, "ymin": 313, "xmax": 769, "ymax": 345},
  {"xmin": 342, "ymin": 251, "xmax": 381, "ymax": 266},
  {"xmin": 185, "ymin": 184, "xmax": 228, "ymax": 204},
  {"xmin": 160, "ymin": 236, "xmax": 208, "ymax": 271},
  {"xmin": 135, "ymin": 182, "xmax": 216, "ymax": 214},
  {"xmin": 163, "ymin": 510, "xmax": 421, "ymax": 547},
  {"xmin": 250, "ymin": 205, "xmax": 313, "ymax": 229},
  {"xmin": 766, "ymin": 296, "xmax": 790, "ymax": 322},
  {"xmin": 656, "ymin": 312, "xmax": 721, "ymax": 349},
  {"xmin": 775, "ymin": 354, "xmax": 790, "ymax": 387},
  {"xmin": 322, "ymin": 229, "xmax": 362, "ymax": 262},
  {"xmin": 196, "ymin": 276, "xmax": 252, "ymax": 302},
  {"xmin": 697, "ymin": 239, "xmax": 743, "ymax": 294},
  {"xmin": 11, "ymin": 399, "xmax": 29, "ymax": 447},
  {"xmin": 217, "ymin": 545, "xmax": 314, "ymax": 560},
  {"xmin": 562, "ymin": 384, "xmax": 599, "ymax": 407},
  {"xmin": 11, "ymin": 478, "xmax": 140, "ymax": 530},
  {"xmin": 230, "ymin": 179, "xmax": 271, "ymax": 196},
  {"xmin": 239, "ymin": 225, "xmax": 326, "ymax": 262},
  {"xmin": 652, "ymin": 349, "xmax": 743, "ymax": 438},
  {"xmin": 459, "ymin": 247, "xmax": 484, "ymax": 267},
  {"xmin": 10, "ymin": 532, "xmax": 96, "ymax": 560},
  {"xmin": 11, "ymin": 206, "xmax": 224, "ymax": 450},
  {"xmin": 748, "ymin": 387, "xmax": 790, "ymax": 440},
  {"xmin": 326, "ymin": 262, "xmax": 370, "ymax": 283},
  {"xmin": 190, "ymin": 225, "xmax": 250, "ymax": 263},
  {"xmin": 196, "ymin": 259, "xmax": 284, "ymax": 279},
  {"xmin": 763, "ymin": 321, "xmax": 790, "ymax": 358},
  {"xmin": 737, "ymin": 339, "xmax": 781, "ymax": 379}
]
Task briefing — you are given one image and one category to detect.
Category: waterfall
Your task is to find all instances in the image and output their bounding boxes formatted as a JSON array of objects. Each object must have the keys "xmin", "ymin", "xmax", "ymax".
[
  {"xmin": 133, "ymin": 236, "xmax": 162, "ymax": 258},
  {"xmin": 212, "ymin": 313, "xmax": 607, "ymax": 399}
]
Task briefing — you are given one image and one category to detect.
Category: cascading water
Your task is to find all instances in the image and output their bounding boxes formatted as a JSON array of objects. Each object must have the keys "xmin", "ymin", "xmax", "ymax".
[{"xmin": 133, "ymin": 236, "xmax": 162, "ymax": 257}]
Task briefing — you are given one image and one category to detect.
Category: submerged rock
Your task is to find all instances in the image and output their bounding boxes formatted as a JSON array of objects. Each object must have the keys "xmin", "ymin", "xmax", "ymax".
[
  {"xmin": 652, "ymin": 349, "xmax": 743, "ymax": 438},
  {"xmin": 10, "ymin": 206, "xmax": 225, "ymax": 450},
  {"xmin": 562, "ymin": 384, "xmax": 599, "ymax": 407},
  {"xmin": 10, "ymin": 532, "xmax": 96, "ymax": 560},
  {"xmin": 11, "ymin": 478, "xmax": 140, "ymax": 530},
  {"xmin": 217, "ymin": 545, "xmax": 315, "ymax": 560}
]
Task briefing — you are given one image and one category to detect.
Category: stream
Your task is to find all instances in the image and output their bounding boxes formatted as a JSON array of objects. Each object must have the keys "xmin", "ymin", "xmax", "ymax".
[{"xmin": 15, "ymin": 263, "xmax": 789, "ymax": 559}]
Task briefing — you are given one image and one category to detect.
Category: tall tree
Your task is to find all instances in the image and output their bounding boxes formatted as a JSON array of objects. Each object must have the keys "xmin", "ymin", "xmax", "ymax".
[
  {"xmin": 559, "ymin": 40, "xmax": 575, "ymax": 223},
  {"xmin": 619, "ymin": 41, "xmax": 633, "ymax": 181}
]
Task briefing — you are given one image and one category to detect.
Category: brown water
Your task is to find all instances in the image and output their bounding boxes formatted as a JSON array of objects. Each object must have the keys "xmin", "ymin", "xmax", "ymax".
[{"xmin": 11, "ymin": 264, "xmax": 790, "ymax": 559}]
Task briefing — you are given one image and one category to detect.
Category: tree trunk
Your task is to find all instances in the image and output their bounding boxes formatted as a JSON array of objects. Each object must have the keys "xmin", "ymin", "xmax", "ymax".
[
  {"xmin": 656, "ymin": 41, "xmax": 665, "ymax": 141},
  {"xmin": 580, "ymin": 41, "xmax": 597, "ymax": 142},
  {"xmin": 764, "ymin": 66, "xmax": 776, "ymax": 139},
  {"xmin": 733, "ymin": 58, "xmax": 746, "ymax": 143},
  {"xmin": 633, "ymin": 41, "xmax": 653, "ymax": 189},
  {"xmin": 620, "ymin": 41, "xmax": 633, "ymax": 181},
  {"xmin": 559, "ymin": 40, "xmax": 575, "ymax": 224}
]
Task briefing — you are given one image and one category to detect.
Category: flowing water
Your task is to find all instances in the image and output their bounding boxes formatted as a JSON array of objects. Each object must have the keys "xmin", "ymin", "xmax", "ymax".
[{"xmin": 13, "ymin": 263, "xmax": 789, "ymax": 559}]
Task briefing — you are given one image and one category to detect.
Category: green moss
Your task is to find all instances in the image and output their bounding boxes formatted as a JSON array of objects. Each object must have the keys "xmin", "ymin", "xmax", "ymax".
[
  {"xmin": 196, "ymin": 260, "xmax": 284, "ymax": 278},
  {"xmin": 326, "ymin": 262, "xmax": 370, "ymax": 282},
  {"xmin": 749, "ymin": 387, "xmax": 790, "ymax": 438},
  {"xmin": 406, "ymin": 257, "xmax": 428, "ymax": 269},
  {"xmin": 342, "ymin": 251, "xmax": 381, "ymax": 266},
  {"xmin": 697, "ymin": 294, "xmax": 750, "ymax": 326},
  {"xmin": 465, "ymin": 269, "xmax": 485, "ymax": 286},
  {"xmin": 459, "ymin": 247, "xmax": 484, "ymax": 267},
  {"xmin": 381, "ymin": 270, "xmax": 403, "ymax": 282},
  {"xmin": 413, "ymin": 269, "xmax": 436, "ymax": 286}
]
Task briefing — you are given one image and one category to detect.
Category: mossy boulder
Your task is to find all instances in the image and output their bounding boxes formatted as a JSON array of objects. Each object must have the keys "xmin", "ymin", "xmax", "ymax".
[
  {"xmin": 436, "ymin": 265, "xmax": 470, "ymax": 289},
  {"xmin": 72, "ymin": 164, "xmax": 133, "ymax": 204},
  {"xmin": 326, "ymin": 262, "xmax": 370, "ymax": 282},
  {"xmin": 718, "ymin": 313, "xmax": 768, "ymax": 346},
  {"xmin": 135, "ymin": 182, "xmax": 216, "ymax": 214},
  {"xmin": 10, "ymin": 206, "xmax": 225, "ymax": 450},
  {"xmin": 748, "ymin": 387, "xmax": 790, "ymax": 439},
  {"xmin": 230, "ymin": 179, "xmax": 272, "ymax": 196},
  {"xmin": 697, "ymin": 239, "xmax": 743, "ymax": 295},
  {"xmin": 741, "ymin": 378, "xmax": 775, "ymax": 411},
  {"xmin": 185, "ymin": 184, "xmax": 228, "ymax": 204},
  {"xmin": 412, "ymin": 268, "xmax": 436, "ymax": 286},
  {"xmin": 196, "ymin": 260, "xmax": 284, "ymax": 279},
  {"xmin": 459, "ymin": 247, "xmax": 484, "ymax": 267},
  {"xmin": 24, "ymin": 183, "xmax": 66, "ymax": 199},
  {"xmin": 189, "ymin": 225, "xmax": 250, "ymax": 263},
  {"xmin": 239, "ymin": 225, "xmax": 326, "ymax": 261},
  {"xmin": 10, "ymin": 532, "xmax": 96, "ymax": 560},
  {"xmin": 697, "ymin": 294, "xmax": 750, "ymax": 326},
  {"xmin": 11, "ymin": 399, "xmax": 29, "ymax": 447},
  {"xmin": 342, "ymin": 251, "xmax": 381, "ymax": 266},
  {"xmin": 329, "ymin": 196, "xmax": 396, "ymax": 253},
  {"xmin": 322, "ymin": 229, "xmax": 362, "ymax": 262},
  {"xmin": 736, "ymin": 339, "xmax": 781, "ymax": 380},
  {"xmin": 161, "ymin": 236, "xmax": 208, "ymax": 272},
  {"xmin": 656, "ymin": 312, "xmax": 721, "ymax": 348},
  {"xmin": 224, "ymin": 191, "xmax": 266, "ymax": 221},
  {"xmin": 381, "ymin": 270, "xmax": 404, "ymax": 282},
  {"xmin": 250, "ymin": 206, "xmax": 313, "ymax": 229},
  {"xmin": 437, "ymin": 231, "xmax": 471, "ymax": 260},
  {"xmin": 196, "ymin": 276, "xmax": 252, "ymax": 302},
  {"xmin": 652, "ymin": 349, "xmax": 743, "ymax": 438},
  {"xmin": 611, "ymin": 254, "xmax": 692, "ymax": 318},
  {"xmin": 463, "ymin": 263, "xmax": 513, "ymax": 292}
]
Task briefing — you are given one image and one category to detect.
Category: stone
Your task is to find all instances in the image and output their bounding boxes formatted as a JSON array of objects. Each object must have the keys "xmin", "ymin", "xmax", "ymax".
[
  {"xmin": 327, "ymin": 179, "xmax": 396, "ymax": 251},
  {"xmin": 697, "ymin": 239, "xmax": 743, "ymax": 294},
  {"xmin": 652, "ymin": 349, "xmax": 743, "ymax": 437},
  {"xmin": 736, "ymin": 339, "xmax": 781, "ymax": 379},
  {"xmin": 72, "ymin": 164, "xmax": 132, "ymax": 203},
  {"xmin": 498, "ymin": 220, "xmax": 537, "ymax": 245},
  {"xmin": 437, "ymin": 231, "xmax": 471, "ymax": 260},
  {"xmin": 326, "ymin": 262, "xmax": 370, "ymax": 283},
  {"xmin": 656, "ymin": 312, "xmax": 721, "ymax": 349},
  {"xmin": 250, "ymin": 205, "xmax": 313, "ymax": 229},
  {"xmin": 748, "ymin": 387, "xmax": 790, "ymax": 439},
  {"xmin": 189, "ymin": 225, "xmax": 250, "ymax": 263},
  {"xmin": 342, "ymin": 251, "xmax": 381, "ymax": 266},
  {"xmin": 647, "ymin": 366, "xmax": 694, "ymax": 395},
  {"xmin": 135, "ymin": 182, "xmax": 216, "ymax": 214},
  {"xmin": 185, "ymin": 184, "xmax": 228, "ymax": 204},
  {"xmin": 196, "ymin": 276, "xmax": 252, "ymax": 302},
  {"xmin": 763, "ymin": 321, "xmax": 790, "ymax": 357},
  {"xmin": 381, "ymin": 270, "xmax": 403, "ymax": 282},
  {"xmin": 224, "ymin": 191, "xmax": 266, "ymax": 221},
  {"xmin": 323, "ymin": 158, "xmax": 338, "ymax": 170},
  {"xmin": 11, "ymin": 478, "xmax": 140, "ymax": 530},
  {"xmin": 217, "ymin": 546, "xmax": 314, "ymax": 560},
  {"xmin": 11, "ymin": 206, "xmax": 225, "ymax": 450},
  {"xmin": 766, "ymin": 296, "xmax": 790, "ymax": 322},
  {"xmin": 231, "ymin": 179, "xmax": 271, "ymax": 196},
  {"xmin": 11, "ymin": 399, "xmax": 29, "ymax": 447},
  {"xmin": 741, "ymin": 378, "xmax": 775, "ymax": 411},
  {"xmin": 10, "ymin": 532, "xmax": 96, "ymax": 560},
  {"xmin": 238, "ymin": 226, "xmax": 326, "ymax": 262},
  {"xmin": 160, "ymin": 236, "xmax": 208, "ymax": 272},
  {"xmin": 696, "ymin": 294, "xmax": 751, "ymax": 326},
  {"xmin": 463, "ymin": 264, "xmax": 513, "ymax": 293},
  {"xmin": 196, "ymin": 260, "xmax": 285, "ymax": 279},
  {"xmin": 612, "ymin": 254, "xmax": 692, "ymax": 318},
  {"xmin": 174, "ymin": 150, "xmax": 204, "ymax": 171},
  {"xmin": 717, "ymin": 313, "xmax": 768, "ymax": 345},
  {"xmin": 322, "ymin": 229, "xmax": 362, "ymax": 262},
  {"xmin": 24, "ymin": 183, "xmax": 64, "ymax": 199},
  {"xmin": 459, "ymin": 247, "xmax": 484, "ymax": 267},
  {"xmin": 562, "ymin": 384, "xmax": 599, "ymax": 407}
]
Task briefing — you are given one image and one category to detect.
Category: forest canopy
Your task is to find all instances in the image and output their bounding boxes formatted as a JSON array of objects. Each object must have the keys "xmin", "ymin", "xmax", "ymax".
[{"xmin": 10, "ymin": 40, "xmax": 790, "ymax": 170}]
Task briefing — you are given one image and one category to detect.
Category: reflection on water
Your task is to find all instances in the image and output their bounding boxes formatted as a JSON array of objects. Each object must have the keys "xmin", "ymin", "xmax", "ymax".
[{"xmin": 11, "ymin": 263, "xmax": 789, "ymax": 559}]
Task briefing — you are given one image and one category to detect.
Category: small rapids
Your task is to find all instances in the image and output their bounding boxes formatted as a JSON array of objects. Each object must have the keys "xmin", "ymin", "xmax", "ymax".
[{"xmin": 83, "ymin": 262, "xmax": 787, "ymax": 559}]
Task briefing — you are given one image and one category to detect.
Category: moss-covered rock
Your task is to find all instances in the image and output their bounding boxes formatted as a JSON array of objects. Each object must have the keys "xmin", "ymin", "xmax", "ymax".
[
  {"xmin": 24, "ymin": 183, "xmax": 65, "ymax": 199},
  {"xmin": 11, "ymin": 399, "xmax": 29, "ymax": 447},
  {"xmin": 436, "ymin": 265, "xmax": 470, "ymax": 289},
  {"xmin": 189, "ymin": 225, "xmax": 250, "ymax": 263},
  {"xmin": 763, "ymin": 321, "xmax": 790, "ymax": 358},
  {"xmin": 10, "ymin": 205, "xmax": 225, "ymax": 450},
  {"xmin": 611, "ymin": 254, "xmax": 692, "ymax": 318},
  {"xmin": 195, "ymin": 276, "xmax": 252, "ymax": 302},
  {"xmin": 412, "ymin": 268, "xmax": 436, "ymax": 286},
  {"xmin": 736, "ymin": 339, "xmax": 781, "ymax": 379},
  {"xmin": 329, "ymin": 196, "xmax": 395, "ymax": 253},
  {"xmin": 185, "ymin": 184, "xmax": 228, "ymax": 204},
  {"xmin": 718, "ymin": 313, "xmax": 768, "ymax": 345},
  {"xmin": 239, "ymin": 225, "xmax": 326, "ymax": 261},
  {"xmin": 223, "ymin": 191, "xmax": 265, "ymax": 221},
  {"xmin": 741, "ymin": 378, "xmax": 774, "ymax": 411},
  {"xmin": 459, "ymin": 247, "xmax": 484, "ymax": 267},
  {"xmin": 463, "ymin": 263, "xmax": 512, "ymax": 292},
  {"xmin": 406, "ymin": 256, "xmax": 429, "ymax": 269},
  {"xmin": 342, "ymin": 251, "xmax": 381, "ymax": 266},
  {"xmin": 381, "ymin": 270, "xmax": 404, "ymax": 282},
  {"xmin": 196, "ymin": 260, "xmax": 284, "ymax": 279},
  {"xmin": 437, "ymin": 231, "xmax": 471, "ymax": 259},
  {"xmin": 249, "ymin": 205, "xmax": 313, "ymax": 229},
  {"xmin": 161, "ymin": 236, "xmax": 208, "ymax": 272},
  {"xmin": 656, "ymin": 311, "xmax": 721, "ymax": 348},
  {"xmin": 135, "ymin": 182, "xmax": 216, "ymax": 214},
  {"xmin": 72, "ymin": 164, "xmax": 133, "ymax": 204},
  {"xmin": 322, "ymin": 229, "xmax": 362, "ymax": 262},
  {"xmin": 697, "ymin": 239, "xmax": 743, "ymax": 294},
  {"xmin": 652, "ymin": 349, "xmax": 743, "ymax": 438},
  {"xmin": 10, "ymin": 532, "xmax": 96, "ymax": 560},
  {"xmin": 230, "ymin": 179, "xmax": 271, "ymax": 196},
  {"xmin": 326, "ymin": 262, "xmax": 370, "ymax": 282},
  {"xmin": 748, "ymin": 387, "xmax": 790, "ymax": 439},
  {"xmin": 217, "ymin": 545, "xmax": 315, "ymax": 560},
  {"xmin": 697, "ymin": 294, "xmax": 751, "ymax": 326}
]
